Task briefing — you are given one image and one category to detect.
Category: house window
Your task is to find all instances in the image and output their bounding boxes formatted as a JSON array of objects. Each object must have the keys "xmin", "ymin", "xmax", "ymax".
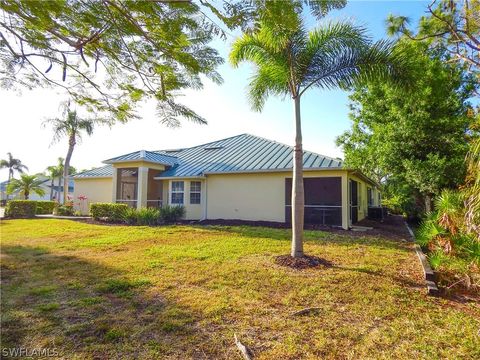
[
  {"xmin": 171, "ymin": 181, "xmax": 184, "ymax": 204},
  {"xmin": 190, "ymin": 181, "xmax": 201, "ymax": 204}
]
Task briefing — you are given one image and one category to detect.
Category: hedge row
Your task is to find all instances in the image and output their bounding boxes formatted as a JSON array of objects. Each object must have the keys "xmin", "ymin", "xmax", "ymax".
[
  {"xmin": 35, "ymin": 201, "xmax": 56, "ymax": 215},
  {"xmin": 90, "ymin": 203, "xmax": 128, "ymax": 222},
  {"xmin": 5, "ymin": 200, "xmax": 38, "ymax": 218},
  {"xmin": 5, "ymin": 200, "xmax": 58, "ymax": 218}
]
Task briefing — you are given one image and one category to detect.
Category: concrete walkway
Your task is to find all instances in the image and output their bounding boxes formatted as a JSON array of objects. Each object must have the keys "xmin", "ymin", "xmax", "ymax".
[{"xmin": 36, "ymin": 214, "xmax": 91, "ymax": 220}]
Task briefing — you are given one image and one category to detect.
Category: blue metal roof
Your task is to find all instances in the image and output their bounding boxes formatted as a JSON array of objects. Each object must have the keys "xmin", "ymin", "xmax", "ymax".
[
  {"xmin": 74, "ymin": 134, "xmax": 343, "ymax": 179},
  {"xmin": 103, "ymin": 150, "xmax": 178, "ymax": 166},
  {"xmin": 155, "ymin": 134, "xmax": 342, "ymax": 177},
  {"xmin": 73, "ymin": 165, "xmax": 113, "ymax": 178}
]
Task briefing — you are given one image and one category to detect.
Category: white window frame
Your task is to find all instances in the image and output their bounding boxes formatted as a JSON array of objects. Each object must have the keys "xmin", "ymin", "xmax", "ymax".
[
  {"xmin": 171, "ymin": 181, "xmax": 184, "ymax": 205},
  {"xmin": 190, "ymin": 181, "xmax": 201, "ymax": 204}
]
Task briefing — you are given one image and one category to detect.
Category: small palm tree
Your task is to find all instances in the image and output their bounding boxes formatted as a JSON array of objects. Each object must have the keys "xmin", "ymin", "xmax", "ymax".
[
  {"xmin": 7, "ymin": 174, "xmax": 45, "ymax": 200},
  {"xmin": 44, "ymin": 102, "xmax": 102, "ymax": 204},
  {"xmin": 230, "ymin": 3, "xmax": 406, "ymax": 258},
  {"xmin": 465, "ymin": 126, "xmax": 480, "ymax": 239}
]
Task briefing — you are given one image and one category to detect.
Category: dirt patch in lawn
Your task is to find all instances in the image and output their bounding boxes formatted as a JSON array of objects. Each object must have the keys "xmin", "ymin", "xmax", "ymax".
[{"xmin": 275, "ymin": 254, "xmax": 334, "ymax": 269}]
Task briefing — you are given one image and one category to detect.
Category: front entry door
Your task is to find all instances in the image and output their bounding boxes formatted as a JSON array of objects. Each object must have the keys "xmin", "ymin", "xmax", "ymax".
[{"xmin": 349, "ymin": 180, "xmax": 358, "ymax": 225}]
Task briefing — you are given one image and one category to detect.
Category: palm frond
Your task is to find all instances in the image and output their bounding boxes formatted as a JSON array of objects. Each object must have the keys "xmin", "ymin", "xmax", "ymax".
[
  {"xmin": 230, "ymin": 32, "xmax": 284, "ymax": 68},
  {"xmin": 247, "ymin": 65, "xmax": 290, "ymax": 111},
  {"xmin": 305, "ymin": 0, "xmax": 347, "ymax": 18},
  {"xmin": 300, "ymin": 38, "xmax": 410, "ymax": 94}
]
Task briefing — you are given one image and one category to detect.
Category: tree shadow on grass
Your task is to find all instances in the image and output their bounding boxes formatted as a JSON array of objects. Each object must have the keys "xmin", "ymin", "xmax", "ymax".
[
  {"xmin": 0, "ymin": 245, "xmax": 216, "ymax": 359},
  {"xmin": 195, "ymin": 224, "xmax": 412, "ymax": 253}
]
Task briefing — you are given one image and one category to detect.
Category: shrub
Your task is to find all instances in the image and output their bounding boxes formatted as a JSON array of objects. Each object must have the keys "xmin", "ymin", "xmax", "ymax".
[
  {"xmin": 415, "ymin": 212, "xmax": 446, "ymax": 247},
  {"xmin": 159, "ymin": 205, "xmax": 185, "ymax": 224},
  {"xmin": 5, "ymin": 200, "xmax": 37, "ymax": 218},
  {"xmin": 428, "ymin": 250, "xmax": 448, "ymax": 270},
  {"xmin": 136, "ymin": 207, "xmax": 160, "ymax": 226},
  {"xmin": 57, "ymin": 204, "xmax": 74, "ymax": 216},
  {"xmin": 35, "ymin": 201, "xmax": 56, "ymax": 215},
  {"xmin": 122, "ymin": 207, "xmax": 138, "ymax": 225},
  {"xmin": 90, "ymin": 203, "xmax": 128, "ymax": 222}
]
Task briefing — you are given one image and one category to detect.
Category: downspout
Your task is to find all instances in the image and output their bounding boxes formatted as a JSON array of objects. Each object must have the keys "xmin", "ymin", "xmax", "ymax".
[{"xmin": 202, "ymin": 175, "xmax": 208, "ymax": 221}]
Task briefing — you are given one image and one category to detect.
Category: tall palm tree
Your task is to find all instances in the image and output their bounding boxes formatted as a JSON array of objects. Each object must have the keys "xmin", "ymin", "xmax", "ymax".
[
  {"xmin": 0, "ymin": 152, "xmax": 28, "ymax": 182},
  {"xmin": 230, "ymin": 3, "xmax": 406, "ymax": 258},
  {"xmin": 7, "ymin": 174, "xmax": 45, "ymax": 200},
  {"xmin": 0, "ymin": 152, "xmax": 28, "ymax": 200},
  {"xmin": 44, "ymin": 102, "xmax": 101, "ymax": 204}
]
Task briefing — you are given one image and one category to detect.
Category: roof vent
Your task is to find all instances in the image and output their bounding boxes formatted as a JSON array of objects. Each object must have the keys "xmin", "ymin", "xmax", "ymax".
[
  {"xmin": 165, "ymin": 149, "xmax": 183, "ymax": 153},
  {"xmin": 204, "ymin": 146, "xmax": 223, "ymax": 150}
]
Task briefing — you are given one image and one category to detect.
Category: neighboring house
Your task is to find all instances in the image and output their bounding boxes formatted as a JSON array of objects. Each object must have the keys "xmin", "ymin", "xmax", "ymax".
[
  {"xmin": 73, "ymin": 134, "xmax": 381, "ymax": 229},
  {"xmin": 0, "ymin": 176, "xmax": 74, "ymax": 202}
]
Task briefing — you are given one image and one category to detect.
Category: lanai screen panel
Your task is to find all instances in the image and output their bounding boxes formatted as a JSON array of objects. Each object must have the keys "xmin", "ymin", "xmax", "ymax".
[{"xmin": 285, "ymin": 177, "xmax": 342, "ymax": 226}]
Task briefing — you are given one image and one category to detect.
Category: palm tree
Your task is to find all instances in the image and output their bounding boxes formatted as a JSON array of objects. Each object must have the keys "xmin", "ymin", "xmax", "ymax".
[
  {"xmin": 7, "ymin": 174, "xmax": 45, "ymax": 200},
  {"xmin": 0, "ymin": 152, "xmax": 28, "ymax": 182},
  {"xmin": 465, "ymin": 126, "xmax": 480, "ymax": 239},
  {"xmin": 45, "ymin": 158, "xmax": 63, "ymax": 201},
  {"xmin": 230, "ymin": 3, "xmax": 406, "ymax": 258},
  {"xmin": 0, "ymin": 152, "xmax": 28, "ymax": 200},
  {"xmin": 44, "ymin": 102, "xmax": 101, "ymax": 204}
]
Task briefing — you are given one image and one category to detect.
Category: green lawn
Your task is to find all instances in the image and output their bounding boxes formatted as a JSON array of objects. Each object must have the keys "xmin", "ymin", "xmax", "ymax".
[{"xmin": 1, "ymin": 219, "xmax": 479, "ymax": 359}]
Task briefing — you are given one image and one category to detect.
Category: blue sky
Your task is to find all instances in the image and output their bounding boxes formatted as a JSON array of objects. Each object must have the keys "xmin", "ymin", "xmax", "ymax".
[{"xmin": 0, "ymin": 1, "xmax": 429, "ymax": 179}]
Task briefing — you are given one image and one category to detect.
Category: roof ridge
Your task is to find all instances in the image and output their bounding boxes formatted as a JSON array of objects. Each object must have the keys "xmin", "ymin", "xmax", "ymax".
[
  {"xmin": 145, "ymin": 149, "xmax": 178, "ymax": 160},
  {"xmin": 237, "ymin": 133, "xmax": 341, "ymax": 163},
  {"xmin": 154, "ymin": 133, "xmax": 340, "ymax": 163},
  {"xmin": 155, "ymin": 133, "xmax": 249, "ymax": 153},
  {"xmin": 103, "ymin": 150, "xmax": 141, "ymax": 163}
]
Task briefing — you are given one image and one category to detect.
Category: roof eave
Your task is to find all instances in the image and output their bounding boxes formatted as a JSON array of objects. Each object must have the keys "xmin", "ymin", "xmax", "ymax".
[
  {"xmin": 202, "ymin": 167, "xmax": 344, "ymax": 176},
  {"xmin": 102, "ymin": 159, "xmax": 174, "ymax": 166},
  {"xmin": 153, "ymin": 175, "xmax": 206, "ymax": 180},
  {"xmin": 73, "ymin": 175, "xmax": 112, "ymax": 179}
]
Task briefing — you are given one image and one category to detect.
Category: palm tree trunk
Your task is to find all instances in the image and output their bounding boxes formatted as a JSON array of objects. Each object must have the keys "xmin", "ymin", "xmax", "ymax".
[
  {"xmin": 50, "ymin": 178, "xmax": 54, "ymax": 200},
  {"xmin": 291, "ymin": 96, "xmax": 304, "ymax": 258},
  {"xmin": 7, "ymin": 169, "xmax": 12, "ymax": 200},
  {"xmin": 425, "ymin": 194, "xmax": 432, "ymax": 213},
  {"xmin": 57, "ymin": 175, "xmax": 62, "ymax": 202},
  {"xmin": 63, "ymin": 135, "xmax": 75, "ymax": 205}
]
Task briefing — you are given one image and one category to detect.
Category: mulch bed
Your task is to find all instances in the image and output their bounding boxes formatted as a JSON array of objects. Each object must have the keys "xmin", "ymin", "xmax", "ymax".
[
  {"xmin": 274, "ymin": 254, "xmax": 334, "ymax": 269},
  {"xmin": 200, "ymin": 215, "xmax": 412, "ymax": 241}
]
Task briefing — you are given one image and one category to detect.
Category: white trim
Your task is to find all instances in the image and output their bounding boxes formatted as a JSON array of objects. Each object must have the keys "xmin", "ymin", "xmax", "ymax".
[{"xmin": 285, "ymin": 205, "xmax": 341, "ymax": 208}]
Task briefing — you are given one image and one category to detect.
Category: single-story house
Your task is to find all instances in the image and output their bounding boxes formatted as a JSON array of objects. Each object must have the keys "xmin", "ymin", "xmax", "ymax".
[{"xmin": 73, "ymin": 133, "xmax": 381, "ymax": 229}]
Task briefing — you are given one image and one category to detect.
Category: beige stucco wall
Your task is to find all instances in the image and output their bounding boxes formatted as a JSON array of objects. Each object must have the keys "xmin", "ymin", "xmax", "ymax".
[
  {"xmin": 73, "ymin": 177, "xmax": 113, "ymax": 214},
  {"xmin": 205, "ymin": 170, "xmax": 349, "ymax": 225}
]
